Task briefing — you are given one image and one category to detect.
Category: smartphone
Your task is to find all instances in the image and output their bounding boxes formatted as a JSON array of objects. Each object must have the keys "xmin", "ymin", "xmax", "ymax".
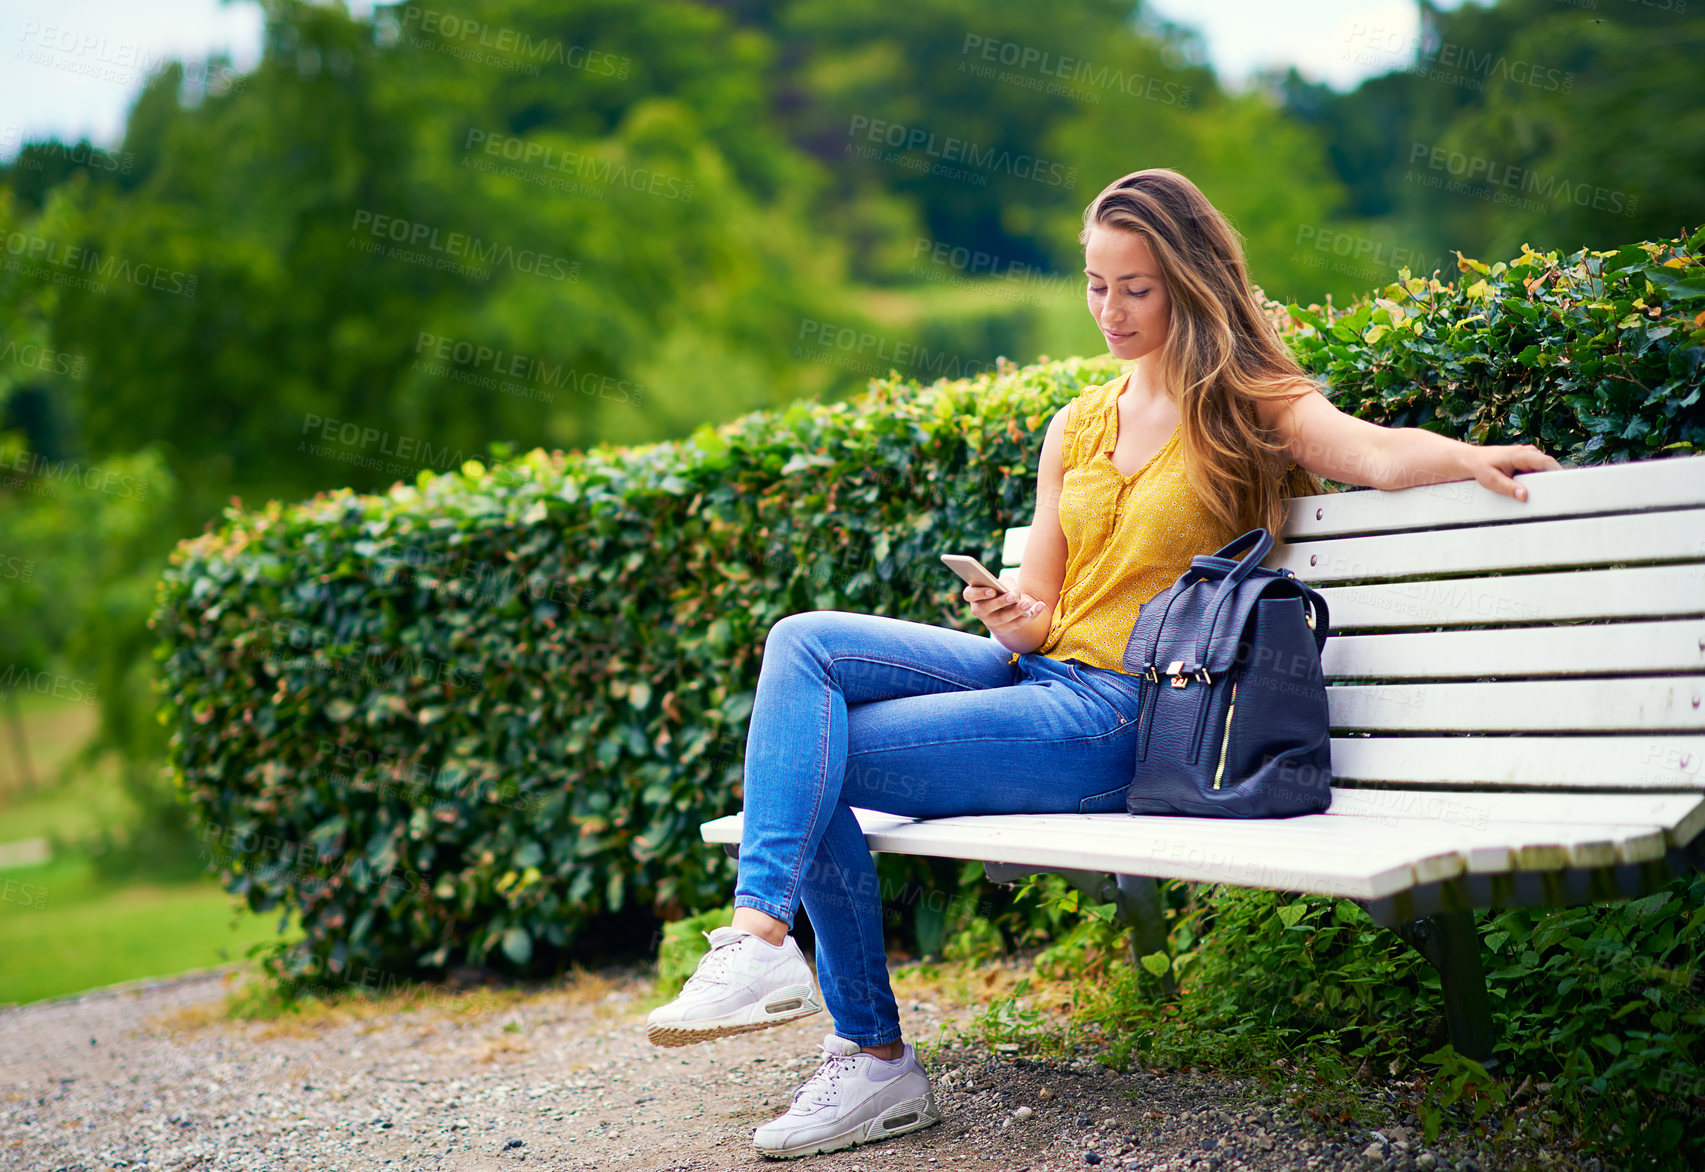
[{"xmin": 939, "ymin": 553, "xmax": 1010, "ymax": 594}]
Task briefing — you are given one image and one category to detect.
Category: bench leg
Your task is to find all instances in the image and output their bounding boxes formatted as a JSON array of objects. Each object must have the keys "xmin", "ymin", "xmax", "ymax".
[
  {"xmin": 1114, "ymin": 874, "xmax": 1175, "ymax": 995},
  {"xmin": 1394, "ymin": 910, "xmax": 1498, "ymax": 1067}
]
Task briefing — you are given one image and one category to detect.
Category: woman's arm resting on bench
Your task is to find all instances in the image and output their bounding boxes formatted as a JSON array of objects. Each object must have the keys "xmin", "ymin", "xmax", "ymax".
[{"xmin": 1261, "ymin": 383, "xmax": 1561, "ymax": 501}]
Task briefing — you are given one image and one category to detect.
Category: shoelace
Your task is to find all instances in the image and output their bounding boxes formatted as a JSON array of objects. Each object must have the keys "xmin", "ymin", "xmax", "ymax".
[
  {"xmin": 793, "ymin": 1051, "xmax": 861, "ymax": 1110},
  {"xmin": 682, "ymin": 930, "xmax": 743, "ymax": 990}
]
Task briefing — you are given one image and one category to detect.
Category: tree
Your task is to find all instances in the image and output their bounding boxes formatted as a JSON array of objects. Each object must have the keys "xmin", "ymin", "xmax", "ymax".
[
  {"xmin": 1284, "ymin": 0, "xmax": 1705, "ymax": 262},
  {"xmin": 23, "ymin": 0, "xmax": 860, "ymax": 512}
]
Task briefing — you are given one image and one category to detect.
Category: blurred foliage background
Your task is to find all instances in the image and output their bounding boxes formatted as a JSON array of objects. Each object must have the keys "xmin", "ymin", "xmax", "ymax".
[{"xmin": 1, "ymin": 0, "xmax": 1702, "ymax": 1000}]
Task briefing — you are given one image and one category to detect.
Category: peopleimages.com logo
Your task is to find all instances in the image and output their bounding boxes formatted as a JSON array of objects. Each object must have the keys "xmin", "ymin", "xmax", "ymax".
[
  {"xmin": 395, "ymin": 5, "xmax": 632, "ymax": 78},
  {"xmin": 412, "ymin": 332, "xmax": 645, "ymax": 405},
  {"xmin": 15, "ymin": 22, "xmax": 246, "ymax": 95},
  {"xmin": 348, "ymin": 210, "xmax": 581, "ymax": 282},
  {"xmin": 0, "ymin": 137, "xmax": 134, "ymax": 176},
  {"xmin": 1, "ymin": 230, "xmax": 198, "ymax": 297},
  {"xmin": 1405, "ymin": 142, "xmax": 1638, "ymax": 217},
  {"xmin": 794, "ymin": 317, "xmax": 996, "ymax": 381},
  {"xmin": 1342, "ymin": 24, "xmax": 1576, "ymax": 94},
  {"xmin": 906, "ymin": 236, "xmax": 1081, "ymax": 308},
  {"xmin": 958, "ymin": 34, "xmax": 1192, "ymax": 108},
  {"xmin": 0, "ymin": 665, "xmax": 99, "ymax": 706},
  {"xmin": 1291, "ymin": 225, "xmax": 1448, "ymax": 283},
  {"xmin": 462, "ymin": 129, "xmax": 695, "ymax": 203},
  {"xmin": 845, "ymin": 116, "xmax": 1077, "ymax": 189},
  {"xmin": 298, "ymin": 413, "xmax": 469, "ymax": 475},
  {"xmin": 0, "ymin": 335, "xmax": 85, "ymax": 379},
  {"xmin": 0, "ymin": 450, "xmax": 151, "ymax": 500}
]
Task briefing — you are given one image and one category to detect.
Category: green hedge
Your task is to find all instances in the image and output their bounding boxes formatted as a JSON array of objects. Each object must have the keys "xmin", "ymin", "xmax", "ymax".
[
  {"xmin": 977, "ymin": 874, "xmax": 1704, "ymax": 1170},
  {"xmin": 154, "ymin": 351, "xmax": 1122, "ymax": 985},
  {"xmin": 1285, "ymin": 231, "xmax": 1705, "ymax": 460},
  {"xmin": 153, "ymin": 230, "xmax": 1703, "ymax": 988}
]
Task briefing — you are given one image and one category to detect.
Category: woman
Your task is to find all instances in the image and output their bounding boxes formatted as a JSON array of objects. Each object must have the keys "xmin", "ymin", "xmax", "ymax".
[{"xmin": 644, "ymin": 168, "xmax": 1559, "ymax": 1160}]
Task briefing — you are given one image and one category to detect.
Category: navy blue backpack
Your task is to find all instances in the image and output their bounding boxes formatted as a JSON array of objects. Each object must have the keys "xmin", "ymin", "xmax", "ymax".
[{"xmin": 1120, "ymin": 528, "xmax": 1333, "ymax": 818}]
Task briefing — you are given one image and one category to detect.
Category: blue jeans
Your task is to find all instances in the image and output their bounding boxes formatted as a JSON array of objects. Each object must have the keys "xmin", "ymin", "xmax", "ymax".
[{"xmin": 732, "ymin": 609, "xmax": 1148, "ymax": 1047}]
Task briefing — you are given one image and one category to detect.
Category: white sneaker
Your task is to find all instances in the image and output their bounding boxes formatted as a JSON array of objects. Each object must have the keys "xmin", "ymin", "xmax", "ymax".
[
  {"xmin": 753, "ymin": 1033, "xmax": 941, "ymax": 1159},
  {"xmin": 646, "ymin": 926, "xmax": 822, "ymax": 1047}
]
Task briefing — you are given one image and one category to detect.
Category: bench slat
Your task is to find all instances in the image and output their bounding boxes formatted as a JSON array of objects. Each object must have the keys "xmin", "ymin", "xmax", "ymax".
[
  {"xmin": 1327, "ymin": 734, "xmax": 1703, "ymax": 789},
  {"xmin": 1320, "ymin": 790, "xmax": 1682, "ymax": 867},
  {"xmin": 1000, "ymin": 544, "xmax": 1705, "ymax": 629},
  {"xmin": 1323, "ymin": 620, "xmax": 1705, "ymax": 679},
  {"xmin": 701, "ymin": 808, "xmax": 1447, "ymax": 898},
  {"xmin": 1044, "ymin": 807, "xmax": 1669, "ymax": 871},
  {"xmin": 1011, "ymin": 809, "xmax": 1667, "ymax": 873},
  {"xmin": 1000, "ymin": 528, "xmax": 1027, "ymax": 569},
  {"xmin": 1319, "ymin": 564, "xmax": 1705, "ymax": 630},
  {"xmin": 1321, "ymin": 789, "xmax": 1705, "ymax": 848},
  {"xmin": 1471, "ymin": 833, "xmax": 1653, "ymax": 871},
  {"xmin": 1280, "ymin": 456, "xmax": 1705, "ymax": 540},
  {"xmin": 699, "ymin": 807, "xmax": 1674, "ymax": 900},
  {"xmin": 1267, "ymin": 507, "xmax": 1705, "ymax": 583},
  {"xmin": 1327, "ymin": 676, "xmax": 1704, "ymax": 732},
  {"xmin": 703, "ymin": 791, "xmax": 1705, "ymax": 848}
]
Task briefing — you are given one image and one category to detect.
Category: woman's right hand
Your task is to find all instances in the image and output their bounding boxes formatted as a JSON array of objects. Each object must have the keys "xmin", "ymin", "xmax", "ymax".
[{"xmin": 965, "ymin": 582, "xmax": 1046, "ymax": 636}]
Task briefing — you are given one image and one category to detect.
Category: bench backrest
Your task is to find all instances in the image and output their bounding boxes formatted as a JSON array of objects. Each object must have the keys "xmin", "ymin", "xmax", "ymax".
[{"xmin": 999, "ymin": 456, "xmax": 1705, "ymax": 794}]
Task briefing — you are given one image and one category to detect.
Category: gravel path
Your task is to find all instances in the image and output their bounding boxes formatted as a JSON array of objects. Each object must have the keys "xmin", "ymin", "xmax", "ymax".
[{"xmin": 0, "ymin": 960, "xmax": 1595, "ymax": 1172}]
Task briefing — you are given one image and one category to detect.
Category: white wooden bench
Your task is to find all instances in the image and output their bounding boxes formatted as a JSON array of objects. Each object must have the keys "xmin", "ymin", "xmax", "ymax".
[{"xmin": 701, "ymin": 455, "xmax": 1705, "ymax": 1063}]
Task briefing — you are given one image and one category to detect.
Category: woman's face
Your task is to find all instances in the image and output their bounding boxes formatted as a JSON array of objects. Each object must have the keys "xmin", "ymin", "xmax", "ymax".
[{"xmin": 1084, "ymin": 224, "xmax": 1171, "ymax": 363}]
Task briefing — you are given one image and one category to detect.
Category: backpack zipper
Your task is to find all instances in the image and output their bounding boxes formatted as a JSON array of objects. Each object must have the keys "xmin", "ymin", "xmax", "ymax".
[{"xmin": 1211, "ymin": 679, "xmax": 1240, "ymax": 790}]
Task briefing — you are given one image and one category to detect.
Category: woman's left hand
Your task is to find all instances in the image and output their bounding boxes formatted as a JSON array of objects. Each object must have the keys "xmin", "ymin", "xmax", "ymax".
[{"xmin": 1460, "ymin": 443, "xmax": 1562, "ymax": 502}]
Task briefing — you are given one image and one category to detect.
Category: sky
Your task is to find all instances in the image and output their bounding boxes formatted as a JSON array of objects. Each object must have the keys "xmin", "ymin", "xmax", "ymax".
[
  {"xmin": 0, "ymin": 0, "xmax": 1461, "ymax": 159},
  {"xmin": 2, "ymin": 0, "xmax": 266, "ymax": 156},
  {"xmin": 1143, "ymin": 0, "xmax": 1460, "ymax": 91}
]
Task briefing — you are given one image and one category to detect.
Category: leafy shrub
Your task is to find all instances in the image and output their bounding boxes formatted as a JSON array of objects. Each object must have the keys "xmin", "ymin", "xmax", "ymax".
[
  {"xmin": 154, "ymin": 353, "xmax": 1122, "ymax": 988},
  {"xmin": 1284, "ymin": 230, "xmax": 1705, "ymax": 462},
  {"xmin": 969, "ymin": 875, "xmax": 1704, "ymax": 1170},
  {"xmin": 154, "ymin": 230, "xmax": 1702, "ymax": 998}
]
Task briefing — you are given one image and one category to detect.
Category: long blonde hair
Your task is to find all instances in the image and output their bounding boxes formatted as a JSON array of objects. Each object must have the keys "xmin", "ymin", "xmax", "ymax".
[{"xmin": 1080, "ymin": 168, "xmax": 1325, "ymax": 535}]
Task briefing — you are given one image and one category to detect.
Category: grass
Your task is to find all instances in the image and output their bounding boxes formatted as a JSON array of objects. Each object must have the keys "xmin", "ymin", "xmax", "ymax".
[
  {"xmin": 0, "ymin": 752, "xmax": 134, "ymax": 846},
  {"xmin": 0, "ymin": 851, "xmax": 296, "ymax": 1006},
  {"xmin": 148, "ymin": 960, "xmax": 628, "ymax": 1050},
  {"xmin": 852, "ymin": 276, "xmax": 1109, "ymax": 373},
  {"xmin": 0, "ymin": 697, "xmax": 138, "ymax": 844},
  {"xmin": 0, "ymin": 694, "xmax": 300, "ymax": 1006}
]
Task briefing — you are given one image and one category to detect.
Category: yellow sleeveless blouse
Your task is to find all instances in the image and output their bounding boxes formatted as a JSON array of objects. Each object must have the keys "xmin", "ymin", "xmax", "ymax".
[{"xmin": 1033, "ymin": 368, "xmax": 1240, "ymax": 675}]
